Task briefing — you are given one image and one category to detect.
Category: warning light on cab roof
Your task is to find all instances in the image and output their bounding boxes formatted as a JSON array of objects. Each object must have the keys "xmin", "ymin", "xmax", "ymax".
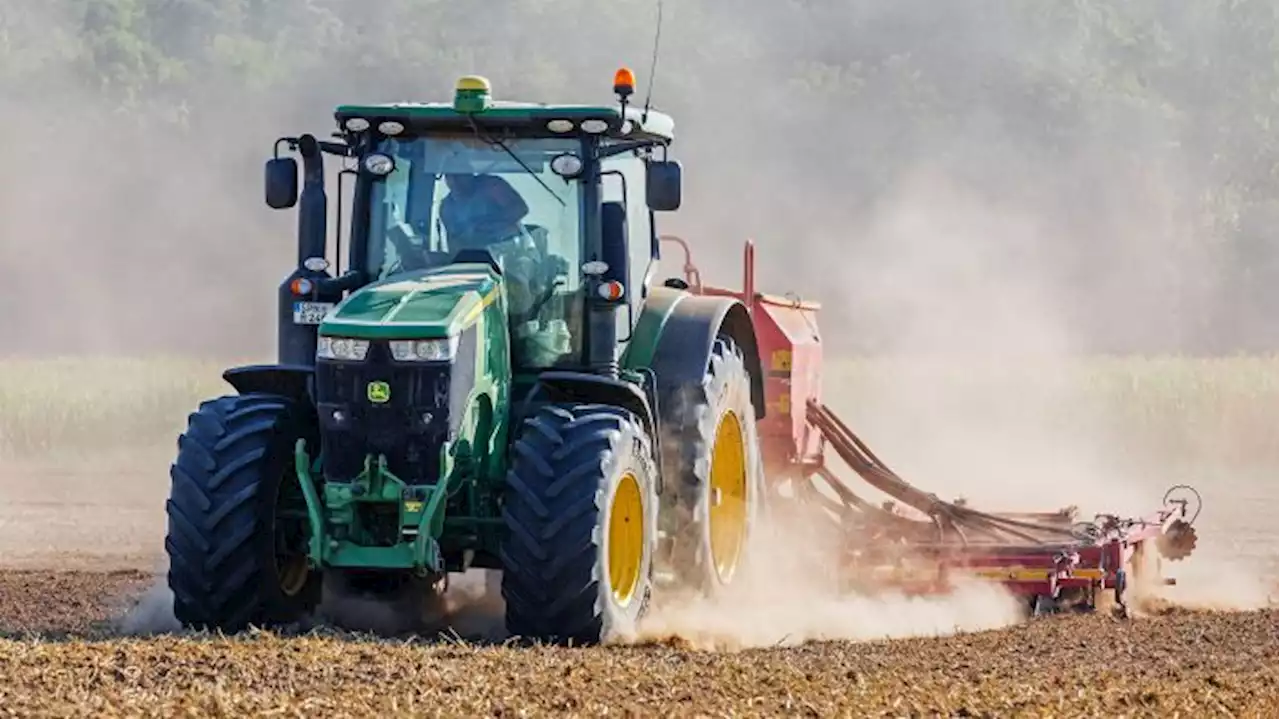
[{"xmin": 613, "ymin": 67, "xmax": 636, "ymax": 98}]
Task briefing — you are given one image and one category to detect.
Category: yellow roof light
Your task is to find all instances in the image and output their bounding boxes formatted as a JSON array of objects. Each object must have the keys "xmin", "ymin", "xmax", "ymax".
[{"xmin": 456, "ymin": 75, "xmax": 492, "ymax": 92}]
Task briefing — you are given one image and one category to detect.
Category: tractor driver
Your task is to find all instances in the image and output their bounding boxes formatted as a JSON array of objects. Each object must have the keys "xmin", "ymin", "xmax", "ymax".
[
  {"xmin": 439, "ymin": 172, "xmax": 529, "ymax": 249},
  {"xmin": 439, "ymin": 172, "xmax": 565, "ymax": 363}
]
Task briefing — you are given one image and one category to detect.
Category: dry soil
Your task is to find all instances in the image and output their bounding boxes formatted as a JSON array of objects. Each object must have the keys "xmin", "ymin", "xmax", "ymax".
[{"xmin": 0, "ymin": 459, "xmax": 1276, "ymax": 717}]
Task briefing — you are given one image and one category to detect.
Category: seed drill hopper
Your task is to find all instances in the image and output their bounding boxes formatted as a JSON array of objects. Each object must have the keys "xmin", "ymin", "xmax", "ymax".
[{"xmin": 659, "ymin": 235, "xmax": 1201, "ymax": 616}]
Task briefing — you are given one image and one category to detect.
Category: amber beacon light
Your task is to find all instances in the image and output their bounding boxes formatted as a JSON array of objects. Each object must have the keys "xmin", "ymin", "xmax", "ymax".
[{"xmin": 613, "ymin": 67, "xmax": 636, "ymax": 98}]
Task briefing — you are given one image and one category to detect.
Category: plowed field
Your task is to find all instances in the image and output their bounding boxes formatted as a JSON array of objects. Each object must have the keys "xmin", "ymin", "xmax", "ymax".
[
  {"xmin": 0, "ymin": 570, "xmax": 1276, "ymax": 717},
  {"xmin": 0, "ymin": 357, "xmax": 1275, "ymax": 717}
]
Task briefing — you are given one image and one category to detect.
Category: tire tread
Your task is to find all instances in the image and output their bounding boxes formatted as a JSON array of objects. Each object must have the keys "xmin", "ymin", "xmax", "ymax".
[
  {"xmin": 165, "ymin": 393, "xmax": 317, "ymax": 633},
  {"xmin": 501, "ymin": 403, "xmax": 653, "ymax": 644}
]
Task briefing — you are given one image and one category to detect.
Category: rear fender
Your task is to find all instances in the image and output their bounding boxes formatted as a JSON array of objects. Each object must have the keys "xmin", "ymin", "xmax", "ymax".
[
  {"xmin": 223, "ymin": 364, "xmax": 315, "ymax": 407},
  {"xmin": 646, "ymin": 295, "xmax": 765, "ymax": 421}
]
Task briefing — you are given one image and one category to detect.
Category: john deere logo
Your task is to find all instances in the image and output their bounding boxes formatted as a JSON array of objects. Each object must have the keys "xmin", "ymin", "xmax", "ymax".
[{"xmin": 366, "ymin": 380, "xmax": 391, "ymax": 404}]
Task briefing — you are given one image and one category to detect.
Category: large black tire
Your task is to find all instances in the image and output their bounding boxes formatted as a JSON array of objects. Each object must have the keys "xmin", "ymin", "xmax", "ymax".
[
  {"xmin": 165, "ymin": 393, "xmax": 321, "ymax": 633},
  {"xmin": 662, "ymin": 336, "xmax": 766, "ymax": 594},
  {"xmin": 500, "ymin": 403, "xmax": 659, "ymax": 645}
]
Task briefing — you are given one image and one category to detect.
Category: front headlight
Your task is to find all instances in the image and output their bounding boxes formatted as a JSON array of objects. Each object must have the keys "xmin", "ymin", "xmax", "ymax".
[
  {"xmin": 317, "ymin": 336, "xmax": 371, "ymax": 361},
  {"xmin": 389, "ymin": 337, "xmax": 458, "ymax": 362}
]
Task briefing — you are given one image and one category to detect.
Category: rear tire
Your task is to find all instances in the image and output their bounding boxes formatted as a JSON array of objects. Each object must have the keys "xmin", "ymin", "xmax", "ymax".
[
  {"xmin": 500, "ymin": 403, "xmax": 659, "ymax": 645},
  {"xmin": 165, "ymin": 393, "xmax": 320, "ymax": 633},
  {"xmin": 663, "ymin": 336, "xmax": 766, "ymax": 594}
]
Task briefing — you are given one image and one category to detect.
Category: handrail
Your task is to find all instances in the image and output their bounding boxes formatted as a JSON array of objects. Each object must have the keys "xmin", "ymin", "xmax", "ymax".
[{"xmin": 657, "ymin": 234, "xmax": 702, "ymax": 293}]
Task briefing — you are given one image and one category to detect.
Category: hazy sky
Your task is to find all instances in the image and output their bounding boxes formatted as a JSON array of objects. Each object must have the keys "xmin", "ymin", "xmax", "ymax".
[{"xmin": 0, "ymin": 0, "xmax": 1274, "ymax": 357}]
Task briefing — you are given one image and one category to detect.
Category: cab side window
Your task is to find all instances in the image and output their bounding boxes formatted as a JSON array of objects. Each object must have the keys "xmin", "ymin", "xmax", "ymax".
[{"xmin": 600, "ymin": 152, "xmax": 655, "ymax": 303}]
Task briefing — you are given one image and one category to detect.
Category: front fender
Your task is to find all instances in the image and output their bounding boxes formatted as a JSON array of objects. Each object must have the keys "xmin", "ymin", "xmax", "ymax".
[
  {"xmin": 223, "ymin": 364, "xmax": 315, "ymax": 407},
  {"xmin": 532, "ymin": 370, "xmax": 661, "ymax": 495}
]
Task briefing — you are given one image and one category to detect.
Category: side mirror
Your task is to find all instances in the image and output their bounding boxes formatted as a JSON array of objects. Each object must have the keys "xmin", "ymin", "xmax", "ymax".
[
  {"xmin": 600, "ymin": 200, "xmax": 629, "ymax": 290},
  {"xmin": 646, "ymin": 160, "xmax": 682, "ymax": 212},
  {"xmin": 265, "ymin": 157, "xmax": 299, "ymax": 209}
]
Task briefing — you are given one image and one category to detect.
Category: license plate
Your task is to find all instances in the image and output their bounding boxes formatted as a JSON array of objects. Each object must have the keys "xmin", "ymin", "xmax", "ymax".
[{"xmin": 292, "ymin": 301, "xmax": 335, "ymax": 325}]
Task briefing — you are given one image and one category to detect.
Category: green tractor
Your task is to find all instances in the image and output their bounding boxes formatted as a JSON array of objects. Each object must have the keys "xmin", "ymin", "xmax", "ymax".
[{"xmin": 164, "ymin": 71, "xmax": 769, "ymax": 644}]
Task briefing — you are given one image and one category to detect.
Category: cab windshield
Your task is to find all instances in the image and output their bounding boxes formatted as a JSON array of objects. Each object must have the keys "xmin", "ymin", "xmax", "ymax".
[{"xmin": 365, "ymin": 135, "xmax": 585, "ymax": 367}]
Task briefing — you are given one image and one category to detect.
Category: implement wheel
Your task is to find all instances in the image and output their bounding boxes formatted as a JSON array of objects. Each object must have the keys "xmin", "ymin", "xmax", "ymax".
[
  {"xmin": 500, "ymin": 403, "xmax": 659, "ymax": 645},
  {"xmin": 665, "ymin": 336, "xmax": 765, "ymax": 593},
  {"xmin": 165, "ymin": 393, "xmax": 320, "ymax": 633}
]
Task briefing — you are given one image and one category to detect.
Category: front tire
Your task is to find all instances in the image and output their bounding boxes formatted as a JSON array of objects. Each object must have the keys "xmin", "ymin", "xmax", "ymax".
[
  {"xmin": 500, "ymin": 403, "xmax": 659, "ymax": 645},
  {"xmin": 165, "ymin": 393, "xmax": 320, "ymax": 633}
]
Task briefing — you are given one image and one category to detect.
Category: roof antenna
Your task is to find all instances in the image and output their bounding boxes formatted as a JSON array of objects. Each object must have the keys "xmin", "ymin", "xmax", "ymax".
[{"xmin": 641, "ymin": 0, "xmax": 664, "ymax": 123}]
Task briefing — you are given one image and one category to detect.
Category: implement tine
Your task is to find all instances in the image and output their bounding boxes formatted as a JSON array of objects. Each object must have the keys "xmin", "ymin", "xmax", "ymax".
[
  {"xmin": 807, "ymin": 401, "xmax": 945, "ymax": 516},
  {"xmin": 805, "ymin": 400, "xmax": 1079, "ymax": 547},
  {"xmin": 812, "ymin": 466, "xmax": 941, "ymax": 538}
]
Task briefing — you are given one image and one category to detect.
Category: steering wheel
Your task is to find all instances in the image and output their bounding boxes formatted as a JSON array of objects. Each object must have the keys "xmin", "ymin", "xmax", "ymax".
[
  {"xmin": 511, "ymin": 277, "xmax": 566, "ymax": 325},
  {"xmin": 383, "ymin": 221, "xmax": 442, "ymax": 274}
]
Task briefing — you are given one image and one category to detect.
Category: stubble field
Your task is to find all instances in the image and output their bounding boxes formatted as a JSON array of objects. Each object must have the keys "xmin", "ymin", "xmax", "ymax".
[{"xmin": 0, "ymin": 355, "xmax": 1276, "ymax": 717}]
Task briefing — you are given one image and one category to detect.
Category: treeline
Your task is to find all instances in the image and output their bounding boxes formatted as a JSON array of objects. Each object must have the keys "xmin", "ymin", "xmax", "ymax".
[{"xmin": 0, "ymin": 0, "xmax": 1275, "ymax": 356}]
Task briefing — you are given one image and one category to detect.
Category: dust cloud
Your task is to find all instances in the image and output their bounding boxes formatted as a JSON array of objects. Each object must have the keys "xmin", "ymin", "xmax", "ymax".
[
  {"xmin": 117, "ymin": 580, "xmax": 181, "ymax": 636},
  {"xmin": 314, "ymin": 569, "xmax": 509, "ymax": 641},
  {"xmin": 778, "ymin": 169, "xmax": 1276, "ymax": 612},
  {"xmin": 632, "ymin": 509, "xmax": 1026, "ymax": 650},
  {"xmin": 1, "ymin": 1, "xmax": 1274, "ymax": 359},
  {"xmin": 114, "ymin": 565, "xmax": 511, "ymax": 640},
  {"xmin": 1156, "ymin": 566, "xmax": 1277, "ymax": 613}
]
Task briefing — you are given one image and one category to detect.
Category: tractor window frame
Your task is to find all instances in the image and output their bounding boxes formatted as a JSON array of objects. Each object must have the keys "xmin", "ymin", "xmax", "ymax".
[
  {"xmin": 599, "ymin": 149, "xmax": 655, "ymax": 338},
  {"xmin": 357, "ymin": 134, "xmax": 592, "ymax": 369}
]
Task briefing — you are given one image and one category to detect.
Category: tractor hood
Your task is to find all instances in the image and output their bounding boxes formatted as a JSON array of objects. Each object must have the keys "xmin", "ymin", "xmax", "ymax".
[{"xmin": 319, "ymin": 263, "xmax": 501, "ymax": 340}]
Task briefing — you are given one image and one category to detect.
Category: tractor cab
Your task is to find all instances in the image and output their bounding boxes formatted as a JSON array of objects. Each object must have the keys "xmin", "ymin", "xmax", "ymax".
[{"xmin": 265, "ymin": 72, "xmax": 683, "ymax": 374}]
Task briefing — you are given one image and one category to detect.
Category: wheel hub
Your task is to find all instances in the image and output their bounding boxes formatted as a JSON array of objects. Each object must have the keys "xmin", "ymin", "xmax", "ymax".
[
  {"xmin": 277, "ymin": 553, "xmax": 310, "ymax": 596},
  {"xmin": 607, "ymin": 472, "xmax": 645, "ymax": 605}
]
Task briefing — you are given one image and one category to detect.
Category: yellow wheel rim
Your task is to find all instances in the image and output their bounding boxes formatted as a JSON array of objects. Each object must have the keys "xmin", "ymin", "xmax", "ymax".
[
  {"xmin": 607, "ymin": 472, "xmax": 645, "ymax": 605},
  {"xmin": 278, "ymin": 554, "xmax": 309, "ymax": 597},
  {"xmin": 709, "ymin": 410, "xmax": 748, "ymax": 582},
  {"xmin": 274, "ymin": 473, "xmax": 310, "ymax": 598}
]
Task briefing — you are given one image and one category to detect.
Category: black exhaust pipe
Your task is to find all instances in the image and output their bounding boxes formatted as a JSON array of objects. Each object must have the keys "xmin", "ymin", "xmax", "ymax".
[{"xmin": 277, "ymin": 133, "xmax": 335, "ymax": 366}]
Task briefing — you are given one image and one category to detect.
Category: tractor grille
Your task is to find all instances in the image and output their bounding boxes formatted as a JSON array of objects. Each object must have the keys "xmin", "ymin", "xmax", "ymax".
[{"xmin": 315, "ymin": 335, "xmax": 473, "ymax": 485}]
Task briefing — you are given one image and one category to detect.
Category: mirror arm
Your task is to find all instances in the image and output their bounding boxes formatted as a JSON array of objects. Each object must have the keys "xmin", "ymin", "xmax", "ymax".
[
  {"xmin": 273, "ymin": 136, "xmax": 299, "ymax": 159},
  {"xmin": 319, "ymin": 140, "xmax": 353, "ymax": 157},
  {"xmin": 317, "ymin": 270, "xmax": 366, "ymax": 295},
  {"xmin": 596, "ymin": 139, "xmax": 664, "ymax": 160},
  {"xmin": 274, "ymin": 136, "xmax": 350, "ymax": 158}
]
